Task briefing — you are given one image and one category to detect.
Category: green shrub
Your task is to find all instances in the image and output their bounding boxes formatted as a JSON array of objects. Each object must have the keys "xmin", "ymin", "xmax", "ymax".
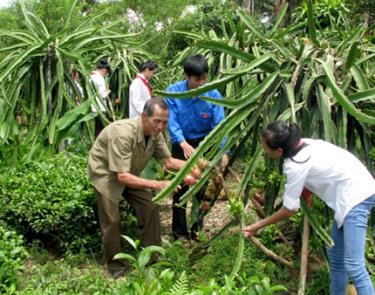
[
  {"xmin": 305, "ymin": 266, "xmax": 330, "ymax": 295},
  {"xmin": 18, "ymin": 238, "xmax": 288, "ymax": 295},
  {"xmin": 0, "ymin": 152, "xmax": 99, "ymax": 252},
  {"xmin": 185, "ymin": 235, "xmax": 291, "ymax": 286},
  {"xmin": 18, "ymin": 259, "xmax": 119, "ymax": 295},
  {"xmin": 0, "ymin": 223, "xmax": 28, "ymax": 293}
]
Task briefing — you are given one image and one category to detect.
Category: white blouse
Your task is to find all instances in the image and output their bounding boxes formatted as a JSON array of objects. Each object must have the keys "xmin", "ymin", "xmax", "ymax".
[
  {"xmin": 282, "ymin": 138, "xmax": 375, "ymax": 227},
  {"xmin": 90, "ymin": 71, "xmax": 110, "ymax": 112},
  {"xmin": 129, "ymin": 74, "xmax": 151, "ymax": 118}
]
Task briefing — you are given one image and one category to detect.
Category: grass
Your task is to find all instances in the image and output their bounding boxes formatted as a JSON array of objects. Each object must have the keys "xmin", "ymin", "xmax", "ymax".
[{"xmin": 16, "ymin": 233, "xmax": 294, "ymax": 294}]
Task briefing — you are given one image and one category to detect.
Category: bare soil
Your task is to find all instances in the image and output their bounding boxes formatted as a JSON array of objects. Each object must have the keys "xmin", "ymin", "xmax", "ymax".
[{"xmin": 159, "ymin": 198, "xmax": 231, "ymax": 240}]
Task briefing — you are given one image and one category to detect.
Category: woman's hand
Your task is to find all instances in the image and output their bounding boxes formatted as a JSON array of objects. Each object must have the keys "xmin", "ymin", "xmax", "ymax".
[
  {"xmin": 243, "ymin": 224, "xmax": 260, "ymax": 238},
  {"xmin": 243, "ymin": 207, "xmax": 296, "ymax": 238}
]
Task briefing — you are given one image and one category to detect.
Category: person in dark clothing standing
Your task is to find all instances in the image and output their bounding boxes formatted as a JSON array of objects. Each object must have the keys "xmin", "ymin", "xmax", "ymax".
[{"xmin": 164, "ymin": 55, "xmax": 229, "ymax": 240}]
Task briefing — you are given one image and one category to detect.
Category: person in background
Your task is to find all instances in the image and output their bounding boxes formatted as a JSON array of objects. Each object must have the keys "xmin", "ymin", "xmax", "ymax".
[
  {"xmin": 243, "ymin": 121, "xmax": 375, "ymax": 295},
  {"xmin": 71, "ymin": 69, "xmax": 83, "ymax": 105},
  {"xmin": 88, "ymin": 98, "xmax": 185, "ymax": 278},
  {"xmin": 90, "ymin": 59, "xmax": 112, "ymax": 137},
  {"xmin": 165, "ymin": 54, "xmax": 229, "ymax": 241},
  {"xmin": 66, "ymin": 69, "xmax": 85, "ymax": 145},
  {"xmin": 129, "ymin": 60, "xmax": 158, "ymax": 118}
]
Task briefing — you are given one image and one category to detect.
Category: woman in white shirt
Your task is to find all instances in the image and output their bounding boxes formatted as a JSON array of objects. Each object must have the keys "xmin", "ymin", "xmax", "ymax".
[
  {"xmin": 129, "ymin": 60, "xmax": 158, "ymax": 118},
  {"xmin": 90, "ymin": 59, "xmax": 112, "ymax": 137},
  {"xmin": 243, "ymin": 121, "xmax": 375, "ymax": 295}
]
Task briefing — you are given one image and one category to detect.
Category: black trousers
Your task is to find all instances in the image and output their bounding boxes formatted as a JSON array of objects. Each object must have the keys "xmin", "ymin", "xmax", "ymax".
[
  {"xmin": 95, "ymin": 113, "xmax": 113, "ymax": 138},
  {"xmin": 94, "ymin": 115, "xmax": 105, "ymax": 138},
  {"xmin": 171, "ymin": 137, "xmax": 205, "ymax": 240}
]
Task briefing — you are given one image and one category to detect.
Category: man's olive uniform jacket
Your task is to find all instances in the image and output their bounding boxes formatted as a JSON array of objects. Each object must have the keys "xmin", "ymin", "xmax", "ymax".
[{"xmin": 88, "ymin": 117, "xmax": 171, "ymax": 202}]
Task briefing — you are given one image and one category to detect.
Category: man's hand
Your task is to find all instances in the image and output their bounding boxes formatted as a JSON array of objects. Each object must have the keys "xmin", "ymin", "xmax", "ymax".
[
  {"xmin": 243, "ymin": 224, "xmax": 260, "ymax": 238},
  {"xmin": 153, "ymin": 180, "xmax": 171, "ymax": 191},
  {"xmin": 153, "ymin": 180, "xmax": 181, "ymax": 192},
  {"xmin": 180, "ymin": 141, "xmax": 195, "ymax": 159},
  {"xmin": 163, "ymin": 157, "xmax": 186, "ymax": 171},
  {"xmin": 117, "ymin": 172, "xmax": 181, "ymax": 192}
]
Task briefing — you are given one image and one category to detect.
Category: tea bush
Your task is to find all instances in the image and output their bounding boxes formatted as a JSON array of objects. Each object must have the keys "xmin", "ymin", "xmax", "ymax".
[
  {"xmin": 0, "ymin": 223, "xmax": 28, "ymax": 293},
  {"xmin": 0, "ymin": 152, "xmax": 99, "ymax": 252}
]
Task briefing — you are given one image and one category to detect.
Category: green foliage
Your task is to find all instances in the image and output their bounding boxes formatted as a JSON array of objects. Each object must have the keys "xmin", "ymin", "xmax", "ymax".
[
  {"xmin": 228, "ymin": 196, "xmax": 245, "ymax": 217},
  {"xmin": 0, "ymin": 8, "xmax": 19, "ymax": 47},
  {"xmin": 0, "ymin": 1, "xmax": 373, "ymax": 293},
  {"xmin": 153, "ymin": 4, "xmax": 375, "ymax": 252},
  {"xmin": 370, "ymin": 147, "xmax": 375, "ymax": 167},
  {"xmin": 114, "ymin": 235, "xmax": 166, "ymax": 280},
  {"xmin": 18, "ymin": 256, "xmax": 123, "ymax": 295},
  {"xmin": 164, "ymin": 240, "xmax": 191, "ymax": 274},
  {"xmin": 344, "ymin": 0, "xmax": 375, "ymax": 23},
  {"xmin": 0, "ymin": 223, "xmax": 28, "ymax": 294},
  {"xmin": 0, "ymin": 152, "xmax": 99, "ymax": 252},
  {"xmin": 249, "ymin": 161, "xmax": 267, "ymax": 188},
  {"xmin": 189, "ymin": 235, "xmax": 290, "ymax": 286},
  {"xmin": 113, "ymin": 236, "xmax": 177, "ymax": 294},
  {"xmin": 301, "ymin": 198, "xmax": 334, "ymax": 247},
  {"xmin": 305, "ymin": 266, "xmax": 330, "ymax": 294},
  {"xmin": 0, "ymin": 2, "xmax": 141, "ymax": 156},
  {"xmin": 17, "ymin": 235, "xmax": 288, "ymax": 294},
  {"xmin": 293, "ymin": 0, "xmax": 350, "ymax": 31},
  {"xmin": 191, "ymin": 274, "xmax": 288, "ymax": 295},
  {"xmin": 20, "ymin": 0, "xmax": 85, "ymax": 33},
  {"xmin": 166, "ymin": 0, "xmax": 237, "ymax": 60},
  {"xmin": 167, "ymin": 271, "xmax": 189, "ymax": 295}
]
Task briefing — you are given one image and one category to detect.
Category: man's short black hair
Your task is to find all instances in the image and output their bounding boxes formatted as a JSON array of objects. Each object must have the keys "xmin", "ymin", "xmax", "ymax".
[
  {"xmin": 143, "ymin": 97, "xmax": 168, "ymax": 116},
  {"xmin": 183, "ymin": 55, "xmax": 208, "ymax": 77},
  {"xmin": 140, "ymin": 60, "xmax": 158, "ymax": 72},
  {"xmin": 96, "ymin": 59, "xmax": 112, "ymax": 74}
]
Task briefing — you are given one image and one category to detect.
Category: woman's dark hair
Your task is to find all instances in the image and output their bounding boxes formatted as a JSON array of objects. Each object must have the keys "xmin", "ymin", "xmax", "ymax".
[
  {"xmin": 261, "ymin": 121, "xmax": 308, "ymax": 161},
  {"xmin": 183, "ymin": 54, "xmax": 208, "ymax": 77},
  {"xmin": 140, "ymin": 60, "xmax": 158, "ymax": 72},
  {"xmin": 96, "ymin": 59, "xmax": 112, "ymax": 74}
]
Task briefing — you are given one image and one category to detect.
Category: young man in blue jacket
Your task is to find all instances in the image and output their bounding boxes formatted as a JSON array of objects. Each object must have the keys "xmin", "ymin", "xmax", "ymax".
[{"xmin": 165, "ymin": 55, "xmax": 228, "ymax": 241}]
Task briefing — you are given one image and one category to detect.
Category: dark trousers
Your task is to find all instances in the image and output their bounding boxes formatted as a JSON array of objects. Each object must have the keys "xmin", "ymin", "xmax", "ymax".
[
  {"xmin": 171, "ymin": 138, "xmax": 205, "ymax": 239},
  {"xmin": 94, "ymin": 115, "xmax": 105, "ymax": 138},
  {"xmin": 95, "ymin": 187, "xmax": 161, "ymax": 270}
]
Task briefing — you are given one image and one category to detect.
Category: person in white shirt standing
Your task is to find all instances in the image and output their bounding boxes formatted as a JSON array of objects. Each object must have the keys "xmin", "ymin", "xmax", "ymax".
[
  {"xmin": 129, "ymin": 60, "xmax": 158, "ymax": 118},
  {"xmin": 90, "ymin": 59, "xmax": 112, "ymax": 137},
  {"xmin": 243, "ymin": 121, "xmax": 375, "ymax": 295},
  {"xmin": 71, "ymin": 69, "xmax": 83, "ymax": 105}
]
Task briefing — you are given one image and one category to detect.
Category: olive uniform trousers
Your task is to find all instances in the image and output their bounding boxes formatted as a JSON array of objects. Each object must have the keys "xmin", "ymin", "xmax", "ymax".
[{"xmin": 95, "ymin": 187, "xmax": 161, "ymax": 269}]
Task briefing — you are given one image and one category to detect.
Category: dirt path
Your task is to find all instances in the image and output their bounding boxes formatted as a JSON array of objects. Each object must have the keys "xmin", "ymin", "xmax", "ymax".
[{"xmin": 159, "ymin": 198, "xmax": 231, "ymax": 240}]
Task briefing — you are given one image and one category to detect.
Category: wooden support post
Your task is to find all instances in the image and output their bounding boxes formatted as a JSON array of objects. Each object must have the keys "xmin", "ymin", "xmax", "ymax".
[{"xmin": 298, "ymin": 216, "xmax": 310, "ymax": 295}]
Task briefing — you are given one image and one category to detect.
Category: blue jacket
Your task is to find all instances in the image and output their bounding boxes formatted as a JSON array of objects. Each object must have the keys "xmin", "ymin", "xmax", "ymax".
[{"xmin": 164, "ymin": 80, "xmax": 225, "ymax": 145}]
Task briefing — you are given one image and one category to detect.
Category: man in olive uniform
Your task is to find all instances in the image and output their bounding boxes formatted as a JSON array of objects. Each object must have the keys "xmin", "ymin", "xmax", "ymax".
[{"xmin": 88, "ymin": 98, "xmax": 185, "ymax": 277}]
